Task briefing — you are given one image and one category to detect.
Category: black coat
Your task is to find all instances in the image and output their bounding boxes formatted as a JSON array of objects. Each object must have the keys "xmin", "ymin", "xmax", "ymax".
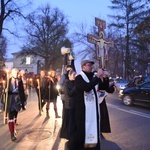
[
  {"xmin": 60, "ymin": 79, "xmax": 76, "ymax": 140},
  {"xmin": 68, "ymin": 71, "xmax": 102, "ymax": 150},
  {"xmin": 63, "ymin": 79, "xmax": 76, "ymax": 109},
  {"xmin": 49, "ymin": 77, "xmax": 59, "ymax": 101},
  {"xmin": 7, "ymin": 77, "xmax": 26, "ymax": 112},
  {"xmin": 33, "ymin": 76, "xmax": 50, "ymax": 100},
  {"xmin": 34, "ymin": 76, "xmax": 58, "ymax": 101},
  {"xmin": 98, "ymin": 77, "xmax": 115, "ymax": 133}
]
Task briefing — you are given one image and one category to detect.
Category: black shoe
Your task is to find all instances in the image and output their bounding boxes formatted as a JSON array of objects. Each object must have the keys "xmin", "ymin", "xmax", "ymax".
[
  {"xmin": 65, "ymin": 141, "xmax": 69, "ymax": 150},
  {"xmin": 22, "ymin": 107, "xmax": 26, "ymax": 110},
  {"xmin": 11, "ymin": 134, "xmax": 17, "ymax": 141}
]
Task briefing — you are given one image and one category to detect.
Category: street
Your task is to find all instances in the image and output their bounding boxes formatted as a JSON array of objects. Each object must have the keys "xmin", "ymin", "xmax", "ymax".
[
  {"xmin": 105, "ymin": 92, "xmax": 150, "ymax": 150},
  {"xmin": 0, "ymin": 89, "xmax": 150, "ymax": 150}
]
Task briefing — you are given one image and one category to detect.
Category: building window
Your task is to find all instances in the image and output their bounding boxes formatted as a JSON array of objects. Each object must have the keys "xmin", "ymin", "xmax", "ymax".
[{"xmin": 26, "ymin": 57, "xmax": 31, "ymax": 64}]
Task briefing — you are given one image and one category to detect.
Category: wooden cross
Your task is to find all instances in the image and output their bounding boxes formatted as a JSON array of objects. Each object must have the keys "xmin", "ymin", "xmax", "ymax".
[
  {"xmin": 87, "ymin": 18, "xmax": 114, "ymax": 68},
  {"xmin": 95, "ymin": 17, "xmax": 106, "ymax": 32}
]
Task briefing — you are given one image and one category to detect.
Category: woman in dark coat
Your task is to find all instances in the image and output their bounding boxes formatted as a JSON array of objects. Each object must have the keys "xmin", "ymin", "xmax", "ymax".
[
  {"xmin": 60, "ymin": 69, "xmax": 76, "ymax": 140},
  {"xmin": 98, "ymin": 76, "xmax": 114, "ymax": 133}
]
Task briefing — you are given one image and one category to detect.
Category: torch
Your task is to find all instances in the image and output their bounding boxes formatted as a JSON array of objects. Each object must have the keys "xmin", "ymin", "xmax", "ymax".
[
  {"xmin": 3, "ymin": 69, "xmax": 9, "ymax": 124},
  {"xmin": 37, "ymin": 79, "xmax": 42, "ymax": 115}
]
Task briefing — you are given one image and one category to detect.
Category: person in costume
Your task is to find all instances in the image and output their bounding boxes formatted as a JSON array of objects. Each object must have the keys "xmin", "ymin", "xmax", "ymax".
[
  {"xmin": 6, "ymin": 68, "xmax": 26, "ymax": 141},
  {"xmin": 68, "ymin": 60, "xmax": 107, "ymax": 150}
]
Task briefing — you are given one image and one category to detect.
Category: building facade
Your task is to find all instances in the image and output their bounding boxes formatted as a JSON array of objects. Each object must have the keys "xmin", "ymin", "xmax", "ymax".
[{"xmin": 11, "ymin": 52, "xmax": 44, "ymax": 74}]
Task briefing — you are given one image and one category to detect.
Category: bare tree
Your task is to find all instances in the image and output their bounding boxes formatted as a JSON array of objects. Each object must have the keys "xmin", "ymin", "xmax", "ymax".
[
  {"xmin": 71, "ymin": 23, "xmax": 96, "ymax": 59},
  {"xmin": 0, "ymin": 0, "xmax": 32, "ymax": 60},
  {"xmin": 108, "ymin": 0, "xmax": 149, "ymax": 78},
  {"xmin": 106, "ymin": 31, "xmax": 126, "ymax": 78},
  {"xmin": 18, "ymin": 4, "xmax": 71, "ymax": 70},
  {"xmin": 0, "ymin": 0, "xmax": 31, "ymax": 35},
  {"xmin": 134, "ymin": 16, "xmax": 150, "ymax": 43},
  {"xmin": 133, "ymin": 16, "xmax": 150, "ymax": 74},
  {"xmin": 0, "ymin": 35, "xmax": 6, "ymax": 69}
]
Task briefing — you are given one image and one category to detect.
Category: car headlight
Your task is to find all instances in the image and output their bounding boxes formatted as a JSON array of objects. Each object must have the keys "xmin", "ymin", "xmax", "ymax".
[{"xmin": 119, "ymin": 89, "xmax": 123, "ymax": 95}]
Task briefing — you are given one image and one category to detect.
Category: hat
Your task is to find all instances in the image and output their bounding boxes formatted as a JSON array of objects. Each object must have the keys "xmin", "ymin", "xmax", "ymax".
[{"xmin": 81, "ymin": 60, "xmax": 94, "ymax": 66}]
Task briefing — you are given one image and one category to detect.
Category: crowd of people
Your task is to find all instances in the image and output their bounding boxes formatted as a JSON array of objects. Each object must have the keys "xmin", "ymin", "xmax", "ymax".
[
  {"xmin": 33, "ymin": 70, "xmax": 60, "ymax": 118},
  {"xmin": 1, "ymin": 59, "xmax": 115, "ymax": 150},
  {"xmin": 2, "ymin": 68, "xmax": 61, "ymax": 141}
]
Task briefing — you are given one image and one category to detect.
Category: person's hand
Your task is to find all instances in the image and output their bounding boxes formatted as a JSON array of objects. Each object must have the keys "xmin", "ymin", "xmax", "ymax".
[
  {"xmin": 96, "ymin": 69, "xmax": 103, "ymax": 78},
  {"xmin": 13, "ymin": 88, "xmax": 18, "ymax": 92},
  {"xmin": 4, "ymin": 88, "xmax": 8, "ymax": 93},
  {"xmin": 103, "ymin": 70, "xmax": 109, "ymax": 78}
]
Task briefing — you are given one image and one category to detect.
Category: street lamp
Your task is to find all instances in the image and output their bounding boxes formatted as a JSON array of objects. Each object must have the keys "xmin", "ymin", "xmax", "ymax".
[
  {"xmin": 60, "ymin": 47, "xmax": 74, "ymax": 74},
  {"xmin": 61, "ymin": 47, "xmax": 71, "ymax": 65},
  {"xmin": 68, "ymin": 52, "xmax": 75, "ymax": 71}
]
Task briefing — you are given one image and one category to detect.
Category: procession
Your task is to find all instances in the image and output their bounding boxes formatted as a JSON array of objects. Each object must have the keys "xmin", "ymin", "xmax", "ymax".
[
  {"xmin": 0, "ymin": 16, "xmax": 116, "ymax": 149},
  {"xmin": 0, "ymin": 0, "xmax": 149, "ymax": 150},
  {"xmin": 0, "ymin": 62, "xmax": 115, "ymax": 150}
]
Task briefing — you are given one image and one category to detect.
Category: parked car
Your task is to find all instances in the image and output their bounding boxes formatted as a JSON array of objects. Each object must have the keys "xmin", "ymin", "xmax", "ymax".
[
  {"xmin": 126, "ymin": 75, "xmax": 150, "ymax": 88},
  {"xmin": 114, "ymin": 78, "xmax": 129, "ymax": 92},
  {"xmin": 119, "ymin": 81, "xmax": 150, "ymax": 107}
]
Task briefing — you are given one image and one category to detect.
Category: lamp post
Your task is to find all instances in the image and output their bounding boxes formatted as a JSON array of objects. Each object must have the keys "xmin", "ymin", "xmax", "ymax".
[
  {"xmin": 68, "ymin": 52, "xmax": 76, "ymax": 71},
  {"xmin": 61, "ymin": 47, "xmax": 71, "ymax": 65},
  {"xmin": 60, "ymin": 47, "xmax": 71, "ymax": 74},
  {"xmin": 60, "ymin": 47, "xmax": 76, "ymax": 72}
]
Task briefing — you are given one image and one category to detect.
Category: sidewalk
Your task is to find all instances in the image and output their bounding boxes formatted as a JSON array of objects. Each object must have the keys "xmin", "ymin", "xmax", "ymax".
[
  {"xmin": 0, "ymin": 89, "xmax": 121, "ymax": 150},
  {"xmin": 0, "ymin": 88, "xmax": 67, "ymax": 150}
]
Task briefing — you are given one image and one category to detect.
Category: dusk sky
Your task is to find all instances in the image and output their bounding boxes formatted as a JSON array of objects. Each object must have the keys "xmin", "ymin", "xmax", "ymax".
[
  {"xmin": 6, "ymin": 0, "xmax": 112, "ymax": 60},
  {"xmin": 33, "ymin": 0, "xmax": 112, "ymax": 25}
]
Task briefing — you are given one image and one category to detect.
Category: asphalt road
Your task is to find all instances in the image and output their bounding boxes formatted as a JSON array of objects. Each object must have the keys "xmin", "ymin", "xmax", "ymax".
[{"xmin": 105, "ymin": 92, "xmax": 150, "ymax": 150}]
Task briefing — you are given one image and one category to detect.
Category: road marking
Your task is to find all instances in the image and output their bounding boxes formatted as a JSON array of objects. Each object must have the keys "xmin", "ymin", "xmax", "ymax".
[{"xmin": 107, "ymin": 103, "xmax": 150, "ymax": 119}]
